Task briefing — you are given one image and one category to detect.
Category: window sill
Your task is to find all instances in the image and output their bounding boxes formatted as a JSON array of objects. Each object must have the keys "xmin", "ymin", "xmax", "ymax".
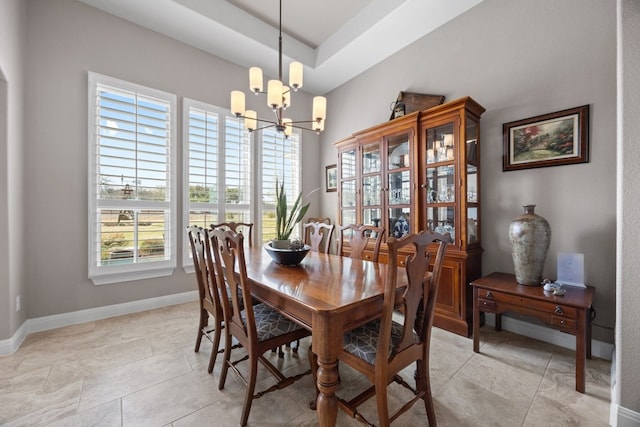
[{"xmin": 90, "ymin": 266, "xmax": 175, "ymax": 285}]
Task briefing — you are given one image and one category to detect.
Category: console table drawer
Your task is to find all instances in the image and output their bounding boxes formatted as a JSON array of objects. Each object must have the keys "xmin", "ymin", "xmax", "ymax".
[
  {"xmin": 477, "ymin": 298, "xmax": 496, "ymax": 310},
  {"xmin": 551, "ymin": 315, "xmax": 577, "ymax": 331},
  {"xmin": 478, "ymin": 289, "xmax": 578, "ymax": 319}
]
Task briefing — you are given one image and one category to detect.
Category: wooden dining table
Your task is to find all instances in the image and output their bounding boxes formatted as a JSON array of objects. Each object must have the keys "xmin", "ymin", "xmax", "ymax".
[{"xmin": 242, "ymin": 245, "xmax": 407, "ymax": 427}]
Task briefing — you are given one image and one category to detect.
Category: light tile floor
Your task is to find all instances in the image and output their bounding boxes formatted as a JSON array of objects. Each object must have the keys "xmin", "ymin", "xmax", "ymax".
[{"xmin": 0, "ymin": 302, "xmax": 611, "ymax": 426}]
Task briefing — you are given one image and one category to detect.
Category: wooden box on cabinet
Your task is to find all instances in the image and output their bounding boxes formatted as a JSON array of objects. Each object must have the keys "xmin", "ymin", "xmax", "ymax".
[{"xmin": 334, "ymin": 98, "xmax": 485, "ymax": 337}]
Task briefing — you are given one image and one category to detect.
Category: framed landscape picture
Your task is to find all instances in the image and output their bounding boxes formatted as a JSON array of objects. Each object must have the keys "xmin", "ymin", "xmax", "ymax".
[
  {"xmin": 503, "ymin": 105, "xmax": 589, "ymax": 171},
  {"xmin": 326, "ymin": 164, "xmax": 337, "ymax": 192}
]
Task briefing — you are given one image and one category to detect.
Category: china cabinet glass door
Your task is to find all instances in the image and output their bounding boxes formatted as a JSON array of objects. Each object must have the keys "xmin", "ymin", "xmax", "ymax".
[
  {"xmin": 466, "ymin": 117, "xmax": 480, "ymax": 245},
  {"xmin": 386, "ymin": 133, "xmax": 412, "ymax": 238},
  {"xmin": 339, "ymin": 147, "xmax": 357, "ymax": 226},
  {"xmin": 425, "ymin": 122, "xmax": 457, "ymax": 241},
  {"xmin": 361, "ymin": 142, "xmax": 381, "ymax": 229}
]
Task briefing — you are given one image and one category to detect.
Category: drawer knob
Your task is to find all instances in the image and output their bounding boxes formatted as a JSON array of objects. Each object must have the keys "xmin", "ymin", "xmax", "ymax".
[
  {"xmin": 554, "ymin": 305, "xmax": 564, "ymax": 315},
  {"xmin": 486, "ymin": 291, "xmax": 493, "ymax": 299}
]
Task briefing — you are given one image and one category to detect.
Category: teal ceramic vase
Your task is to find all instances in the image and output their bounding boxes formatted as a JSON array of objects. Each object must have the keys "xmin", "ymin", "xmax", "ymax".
[{"xmin": 508, "ymin": 205, "xmax": 551, "ymax": 285}]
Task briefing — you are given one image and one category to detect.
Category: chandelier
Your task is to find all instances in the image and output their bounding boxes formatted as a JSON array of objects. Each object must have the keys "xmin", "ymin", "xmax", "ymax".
[{"xmin": 230, "ymin": 0, "xmax": 326, "ymax": 137}]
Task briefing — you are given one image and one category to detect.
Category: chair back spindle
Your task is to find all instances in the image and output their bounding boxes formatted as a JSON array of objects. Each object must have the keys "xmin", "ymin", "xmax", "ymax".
[{"xmin": 303, "ymin": 221, "xmax": 335, "ymax": 253}]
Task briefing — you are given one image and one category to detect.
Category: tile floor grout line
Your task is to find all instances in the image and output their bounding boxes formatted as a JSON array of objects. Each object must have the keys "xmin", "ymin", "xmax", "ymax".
[
  {"xmin": 521, "ymin": 352, "xmax": 553, "ymax": 426},
  {"xmin": 431, "ymin": 341, "xmax": 476, "ymax": 397}
]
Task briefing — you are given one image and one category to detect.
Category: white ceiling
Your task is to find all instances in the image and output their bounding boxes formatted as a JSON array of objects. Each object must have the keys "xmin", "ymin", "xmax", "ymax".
[{"xmin": 78, "ymin": 0, "xmax": 484, "ymax": 94}]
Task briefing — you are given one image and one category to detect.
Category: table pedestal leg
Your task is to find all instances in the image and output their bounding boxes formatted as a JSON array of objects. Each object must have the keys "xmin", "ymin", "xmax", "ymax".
[
  {"xmin": 313, "ymin": 313, "xmax": 342, "ymax": 427},
  {"xmin": 316, "ymin": 358, "xmax": 339, "ymax": 427}
]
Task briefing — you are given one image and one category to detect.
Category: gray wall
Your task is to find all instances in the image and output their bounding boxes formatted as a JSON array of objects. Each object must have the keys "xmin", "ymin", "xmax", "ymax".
[
  {"xmin": 18, "ymin": 0, "xmax": 321, "ymax": 320},
  {"xmin": 319, "ymin": 0, "xmax": 617, "ymax": 345},
  {"xmin": 0, "ymin": 0, "xmax": 27, "ymax": 339},
  {"xmin": 617, "ymin": 0, "xmax": 640, "ymax": 418}
]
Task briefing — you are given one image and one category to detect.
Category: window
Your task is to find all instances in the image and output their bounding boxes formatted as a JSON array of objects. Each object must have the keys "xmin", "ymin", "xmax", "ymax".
[
  {"xmin": 183, "ymin": 99, "xmax": 252, "ymax": 267},
  {"xmin": 260, "ymin": 128, "xmax": 302, "ymax": 242},
  {"xmin": 88, "ymin": 73, "xmax": 177, "ymax": 285},
  {"xmin": 183, "ymin": 99, "xmax": 304, "ymax": 268}
]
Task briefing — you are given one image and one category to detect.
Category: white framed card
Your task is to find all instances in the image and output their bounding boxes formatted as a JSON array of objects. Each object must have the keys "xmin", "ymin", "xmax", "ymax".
[{"xmin": 557, "ymin": 252, "xmax": 586, "ymax": 287}]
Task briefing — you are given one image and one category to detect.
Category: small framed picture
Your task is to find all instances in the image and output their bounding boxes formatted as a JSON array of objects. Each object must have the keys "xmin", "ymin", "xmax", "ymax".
[
  {"xmin": 503, "ymin": 105, "xmax": 589, "ymax": 171},
  {"xmin": 325, "ymin": 164, "xmax": 337, "ymax": 192}
]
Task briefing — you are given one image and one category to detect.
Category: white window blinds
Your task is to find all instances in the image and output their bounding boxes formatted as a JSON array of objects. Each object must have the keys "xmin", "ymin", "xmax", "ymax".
[
  {"xmin": 260, "ymin": 128, "xmax": 302, "ymax": 242},
  {"xmin": 88, "ymin": 73, "xmax": 176, "ymax": 284},
  {"xmin": 183, "ymin": 99, "xmax": 252, "ymax": 266}
]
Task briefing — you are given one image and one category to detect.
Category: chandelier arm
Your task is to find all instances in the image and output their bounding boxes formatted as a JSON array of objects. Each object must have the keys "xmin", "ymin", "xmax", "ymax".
[
  {"xmin": 273, "ymin": 107, "xmax": 283, "ymax": 124},
  {"xmin": 290, "ymin": 120, "xmax": 321, "ymax": 125},
  {"xmin": 250, "ymin": 123, "xmax": 279, "ymax": 133},
  {"xmin": 290, "ymin": 123, "xmax": 319, "ymax": 132},
  {"xmin": 234, "ymin": 114, "xmax": 279, "ymax": 127}
]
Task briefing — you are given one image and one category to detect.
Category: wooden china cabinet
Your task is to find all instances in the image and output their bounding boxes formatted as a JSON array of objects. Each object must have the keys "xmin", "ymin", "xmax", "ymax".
[{"xmin": 335, "ymin": 97, "xmax": 485, "ymax": 337}]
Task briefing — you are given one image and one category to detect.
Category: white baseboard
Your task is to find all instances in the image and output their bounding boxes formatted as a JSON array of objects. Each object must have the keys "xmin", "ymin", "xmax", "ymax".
[
  {"xmin": 0, "ymin": 291, "xmax": 198, "ymax": 356},
  {"xmin": 610, "ymin": 351, "xmax": 640, "ymax": 426},
  {"xmin": 611, "ymin": 404, "xmax": 640, "ymax": 427},
  {"xmin": 484, "ymin": 313, "xmax": 614, "ymax": 360},
  {"xmin": 0, "ymin": 321, "xmax": 29, "ymax": 356}
]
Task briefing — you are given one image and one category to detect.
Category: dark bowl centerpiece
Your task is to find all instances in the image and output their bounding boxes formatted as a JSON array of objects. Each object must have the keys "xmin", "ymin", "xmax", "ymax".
[
  {"xmin": 266, "ymin": 178, "xmax": 311, "ymax": 266},
  {"xmin": 264, "ymin": 242, "xmax": 310, "ymax": 266}
]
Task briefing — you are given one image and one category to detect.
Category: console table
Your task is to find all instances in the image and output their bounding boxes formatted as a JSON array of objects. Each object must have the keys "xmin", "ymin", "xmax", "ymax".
[{"xmin": 470, "ymin": 272, "xmax": 594, "ymax": 393}]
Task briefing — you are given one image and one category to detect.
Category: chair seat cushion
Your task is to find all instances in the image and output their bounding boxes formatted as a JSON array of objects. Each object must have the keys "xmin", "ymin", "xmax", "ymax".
[
  {"xmin": 242, "ymin": 303, "xmax": 304, "ymax": 341},
  {"xmin": 343, "ymin": 319, "xmax": 418, "ymax": 365}
]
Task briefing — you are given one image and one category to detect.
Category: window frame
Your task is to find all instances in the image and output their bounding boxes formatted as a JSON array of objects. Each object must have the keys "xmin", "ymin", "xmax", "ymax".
[
  {"xmin": 258, "ymin": 127, "xmax": 304, "ymax": 243},
  {"xmin": 182, "ymin": 99, "xmax": 304, "ymax": 271},
  {"xmin": 182, "ymin": 98, "xmax": 254, "ymax": 270},
  {"xmin": 88, "ymin": 72, "xmax": 177, "ymax": 285}
]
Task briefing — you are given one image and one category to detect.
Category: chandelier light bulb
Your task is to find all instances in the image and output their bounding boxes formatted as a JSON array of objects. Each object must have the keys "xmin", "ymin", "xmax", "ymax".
[
  {"xmin": 313, "ymin": 96, "xmax": 327, "ymax": 121},
  {"xmin": 244, "ymin": 110, "xmax": 257, "ymax": 132},
  {"xmin": 230, "ymin": 91, "xmax": 245, "ymax": 117},
  {"xmin": 267, "ymin": 80, "xmax": 283, "ymax": 109},
  {"xmin": 289, "ymin": 61, "xmax": 303, "ymax": 90},
  {"xmin": 282, "ymin": 118, "xmax": 293, "ymax": 137},
  {"xmin": 282, "ymin": 86, "xmax": 290, "ymax": 109},
  {"xmin": 249, "ymin": 67, "xmax": 263, "ymax": 93}
]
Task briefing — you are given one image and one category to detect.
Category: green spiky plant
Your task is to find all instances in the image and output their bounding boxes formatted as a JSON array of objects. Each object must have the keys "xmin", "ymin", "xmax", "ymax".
[{"xmin": 275, "ymin": 179, "xmax": 310, "ymax": 241}]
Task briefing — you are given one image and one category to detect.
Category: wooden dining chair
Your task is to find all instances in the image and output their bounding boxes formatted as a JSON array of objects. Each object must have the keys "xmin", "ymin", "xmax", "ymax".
[
  {"xmin": 210, "ymin": 221, "xmax": 253, "ymax": 246},
  {"xmin": 337, "ymin": 224, "xmax": 385, "ymax": 262},
  {"xmin": 307, "ymin": 216, "xmax": 331, "ymax": 226},
  {"xmin": 313, "ymin": 230, "xmax": 450, "ymax": 427},
  {"xmin": 303, "ymin": 221, "xmax": 335, "ymax": 253},
  {"xmin": 211, "ymin": 220, "xmax": 295, "ymax": 358},
  {"xmin": 210, "ymin": 228, "xmax": 312, "ymax": 427},
  {"xmin": 186, "ymin": 226, "xmax": 225, "ymax": 373}
]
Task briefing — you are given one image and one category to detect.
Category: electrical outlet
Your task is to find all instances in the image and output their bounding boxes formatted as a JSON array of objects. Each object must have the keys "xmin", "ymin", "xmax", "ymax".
[{"xmin": 16, "ymin": 295, "xmax": 21, "ymax": 312}]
